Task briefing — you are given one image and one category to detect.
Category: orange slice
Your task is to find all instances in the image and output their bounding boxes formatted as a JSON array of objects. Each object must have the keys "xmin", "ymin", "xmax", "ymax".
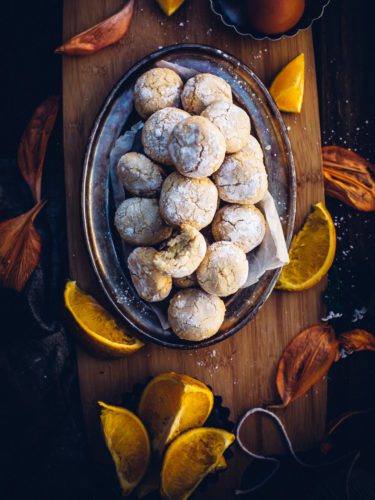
[
  {"xmin": 138, "ymin": 372, "xmax": 214, "ymax": 454},
  {"xmin": 161, "ymin": 427, "xmax": 235, "ymax": 499},
  {"xmin": 64, "ymin": 281, "xmax": 143, "ymax": 357},
  {"xmin": 99, "ymin": 402, "xmax": 150, "ymax": 496},
  {"xmin": 156, "ymin": 0, "xmax": 185, "ymax": 16},
  {"xmin": 270, "ymin": 53, "xmax": 305, "ymax": 113},
  {"xmin": 276, "ymin": 202, "xmax": 336, "ymax": 291}
]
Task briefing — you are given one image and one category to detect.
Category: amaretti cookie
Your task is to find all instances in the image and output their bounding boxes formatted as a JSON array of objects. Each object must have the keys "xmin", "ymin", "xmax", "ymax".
[
  {"xmin": 201, "ymin": 101, "xmax": 251, "ymax": 154},
  {"xmin": 128, "ymin": 247, "xmax": 172, "ymax": 302},
  {"xmin": 117, "ymin": 152, "xmax": 165, "ymax": 197},
  {"xmin": 142, "ymin": 107, "xmax": 190, "ymax": 165},
  {"xmin": 168, "ymin": 288, "xmax": 226, "ymax": 341},
  {"xmin": 241, "ymin": 135, "xmax": 264, "ymax": 160},
  {"xmin": 213, "ymin": 153, "xmax": 268, "ymax": 205},
  {"xmin": 197, "ymin": 241, "xmax": 249, "ymax": 297},
  {"xmin": 153, "ymin": 224, "xmax": 207, "ymax": 278},
  {"xmin": 115, "ymin": 198, "xmax": 172, "ymax": 245},
  {"xmin": 168, "ymin": 116, "xmax": 226, "ymax": 178},
  {"xmin": 159, "ymin": 172, "xmax": 218, "ymax": 230},
  {"xmin": 181, "ymin": 73, "xmax": 232, "ymax": 114},
  {"xmin": 134, "ymin": 68, "xmax": 183, "ymax": 119},
  {"xmin": 212, "ymin": 204, "xmax": 266, "ymax": 253}
]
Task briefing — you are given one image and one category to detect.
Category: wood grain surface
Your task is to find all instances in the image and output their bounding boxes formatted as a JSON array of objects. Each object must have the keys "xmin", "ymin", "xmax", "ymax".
[{"xmin": 62, "ymin": 0, "xmax": 326, "ymax": 496}]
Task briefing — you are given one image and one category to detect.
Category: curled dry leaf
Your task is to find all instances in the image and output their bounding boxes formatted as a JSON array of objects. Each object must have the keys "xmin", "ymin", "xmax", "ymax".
[
  {"xmin": 0, "ymin": 201, "xmax": 46, "ymax": 292},
  {"xmin": 322, "ymin": 146, "xmax": 375, "ymax": 212},
  {"xmin": 339, "ymin": 329, "xmax": 375, "ymax": 353},
  {"xmin": 17, "ymin": 96, "xmax": 59, "ymax": 202},
  {"xmin": 275, "ymin": 324, "xmax": 339, "ymax": 407},
  {"xmin": 55, "ymin": 0, "xmax": 134, "ymax": 56}
]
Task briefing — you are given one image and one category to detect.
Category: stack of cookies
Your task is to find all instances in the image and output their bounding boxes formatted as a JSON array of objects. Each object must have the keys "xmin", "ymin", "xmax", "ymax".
[{"xmin": 114, "ymin": 67, "xmax": 268, "ymax": 342}]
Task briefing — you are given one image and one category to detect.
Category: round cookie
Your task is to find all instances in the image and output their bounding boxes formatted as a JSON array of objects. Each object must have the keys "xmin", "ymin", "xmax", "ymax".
[
  {"xmin": 117, "ymin": 152, "xmax": 165, "ymax": 197},
  {"xmin": 134, "ymin": 68, "xmax": 183, "ymax": 119},
  {"xmin": 240, "ymin": 135, "xmax": 264, "ymax": 160},
  {"xmin": 168, "ymin": 288, "xmax": 225, "ymax": 341},
  {"xmin": 181, "ymin": 73, "xmax": 232, "ymax": 114},
  {"xmin": 153, "ymin": 224, "xmax": 207, "ymax": 278},
  {"xmin": 128, "ymin": 247, "xmax": 172, "ymax": 302},
  {"xmin": 115, "ymin": 198, "xmax": 172, "ymax": 245},
  {"xmin": 212, "ymin": 204, "xmax": 266, "ymax": 253},
  {"xmin": 197, "ymin": 241, "xmax": 249, "ymax": 297},
  {"xmin": 168, "ymin": 116, "xmax": 226, "ymax": 178},
  {"xmin": 201, "ymin": 101, "xmax": 251, "ymax": 154},
  {"xmin": 142, "ymin": 107, "xmax": 190, "ymax": 165},
  {"xmin": 213, "ymin": 153, "xmax": 268, "ymax": 205},
  {"xmin": 159, "ymin": 172, "xmax": 218, "ymax": 230},
  {"xmin": 173, "ymin": 273, "xmax": 198, "ymax": 289}
]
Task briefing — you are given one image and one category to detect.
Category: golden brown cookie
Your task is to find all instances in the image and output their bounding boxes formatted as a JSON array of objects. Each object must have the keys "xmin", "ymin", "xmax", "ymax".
[
  {"xmin": 134, "ymin": 68, "xmax": 183, "ymax": 119},
  {"xmin": 128, "ymin": 247, "xmax": 172, "ymax": 302},
  {"xmin": 168, "ymin": 288, "xmax": 225, "ymax": 341},
  {"xmin": 117, "ymin": 152, "xmax": 165, "ymax": 197},
  {"xmin": 196, "ymin": 241, "xmax": 249, "ymax": 297},
  {"xmin": 142, "ymin": 107, "xmax": 190, "ymax": 165},
  {"xmin": 159, "ymin": 172, "xmax": 218, "ymax": 230},
  {"xmin": 181, "ymin": 73, "xmax": 232, "ymax": 114},
  {"xmin": 115, "ymin": 198, "xmax": 172, "ymax": 245}
]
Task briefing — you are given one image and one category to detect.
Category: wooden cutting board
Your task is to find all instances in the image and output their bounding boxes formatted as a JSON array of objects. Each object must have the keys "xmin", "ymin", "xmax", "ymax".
[{"xmin": 62, "ymin": 0, "xmax": 326, "ymax": 496}]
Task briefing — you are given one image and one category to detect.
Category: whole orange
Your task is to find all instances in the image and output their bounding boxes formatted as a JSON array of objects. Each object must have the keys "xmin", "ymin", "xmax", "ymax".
[{"xmin": 246, "ymin": 0, "xmax": 305, "ymax": 35}]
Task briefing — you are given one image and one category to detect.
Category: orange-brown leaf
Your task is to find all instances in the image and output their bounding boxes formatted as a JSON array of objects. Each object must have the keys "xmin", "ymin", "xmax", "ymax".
[
  {"xmin": 276, "ymin": 324, "xmax": 339, "ymax": 407},
  {"xmin": 17, "ymin": 96, "xmax": 59, "ymax": 202},
  {"xmin": 0, "ymin": 201, "xmax": 46, "ymax": 292},
  {"xmin": 339, "ymin": 329, "xmax": 375, "ymax": 353},
  {"xmin": 55, "ymin": 0, "xmax": 134, "ymax": 56},
  {"xmin": 322, "ymin": 146, "xmax": 375, "ymax": 211}
]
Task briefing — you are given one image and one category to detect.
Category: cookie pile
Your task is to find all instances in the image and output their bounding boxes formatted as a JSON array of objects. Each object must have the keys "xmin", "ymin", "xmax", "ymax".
[{"xmin": 114, "ymin": 67, "xmax": 268, "ymax": 341}]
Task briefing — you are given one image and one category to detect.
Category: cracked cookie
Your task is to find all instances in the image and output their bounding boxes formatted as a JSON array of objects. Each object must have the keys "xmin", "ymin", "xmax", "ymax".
[
  {"xmin": 168, "ymin": 288, "xmax": 226, "ymax": 341},
  {"xmin": 240, "ymin": 135, "xmax": 264, "ymax": 160},
  {"xmin": 128, "ymin": 247, "xmax": 172, "ymax": 302},
  {"xmin": 115, "ymin": 197, "xmax": 172, "ymax": 245},
  {"xmin": 142, "ymin": 107, "xmax": 190, "ymax": 165},
  {"xmin": 153, "ymin": 224, "xmax": 207, "ymax": 278},
  {"xmin": 181, "ymin": 73, "xmax": 232, "ymax": 114},
  {"xmin": 201, "ymin": 101, "xmax": 251, "ymax": 154},
  {"xmin": 173, "ymin": 272, "xmax": 198, "ymax": 289},
  {"xmin": 168, "ymin": 116, "xmax": 226, "ymax": 178},
  {"xmin": 213, "ymin": 152, "xmax": 268, "ymax": 205},
  {"xmin": 159, "ymin": 172, "xmax": 218, "ymax": 230},
  {"xmin": 212, "ymin": 204, "xmax": 266, "ymax": 253},
  {"xmin": 197, "ymin": 241, "xmax": 249, "ymax": 297},
  {"xmin": 134, "ymin": 68, "xmax": 183, "ymax": 119},
  {"xmin": 117, "ymin": 152, "xmax": 165, "ymax": 197}
]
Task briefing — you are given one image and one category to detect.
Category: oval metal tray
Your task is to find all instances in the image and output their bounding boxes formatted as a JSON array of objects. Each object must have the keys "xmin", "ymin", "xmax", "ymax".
[{"xmin": 82, "ymin": 44, "xmax": 296, "ymax": 349}]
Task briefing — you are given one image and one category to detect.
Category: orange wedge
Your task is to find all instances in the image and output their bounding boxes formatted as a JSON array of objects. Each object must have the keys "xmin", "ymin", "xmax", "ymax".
[
  {"xmin": 161, "ymin": 427, "xmax": 235, "ymax": 499},
  {"xmin": 99, "ymin": 402, "xmax": 150, "ymax": 496},
  {"xmin": 276, "ymin": 202, "xmax": 336, "ymax": 291},
  {"xmin": 156, "ymin": 0, "xmax": 185, "ymax": 16},
  {"xmin": 138, "ymin": 372, "xmax": 214, "ymax": 454},
  {"xmin": 270, "ymin": 53, "xmax": 305, "ymax": 113},
  {"xmin": 64, "ymin": 281, "xmax": 143, "ymax": 357}
]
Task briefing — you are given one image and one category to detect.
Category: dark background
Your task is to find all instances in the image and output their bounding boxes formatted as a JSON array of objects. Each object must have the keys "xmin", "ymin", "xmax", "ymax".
[{"xmin": 0, "ymin": 0, "xmax": 374, "ymax": 499}]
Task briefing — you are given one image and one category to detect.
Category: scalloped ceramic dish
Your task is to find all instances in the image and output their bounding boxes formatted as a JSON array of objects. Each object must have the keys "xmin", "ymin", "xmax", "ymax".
[
  {"xmin": 82, "ymin": 44, "xmax": 296, "ymax": 349},
  {"xmin": 210, "ymin": 0, "xmax": 331, "ymax": 41}
]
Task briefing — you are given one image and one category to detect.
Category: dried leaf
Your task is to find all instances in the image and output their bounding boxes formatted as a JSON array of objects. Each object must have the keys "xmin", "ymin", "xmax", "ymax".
[
  {"xmin": 0, "ymin": 201, "xmax": 46, "ymax": 291},
  {"xmin": 275, "ymin": 324, "xmax": 339, "ymax": 407},
  {"xmin": 339, "ymin": 329, "xmax": 375, "ymax": 353},
  {"xmin": 322, "ymin": 146, "xmax": 375, "ymax": 211},
  {"xmin": 17, "ymin": 96, "xmax": 59, "ymax": 202},
  {"xmin": 55, "ymin": 0, "xmax": 134, "ymax": 56}
]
